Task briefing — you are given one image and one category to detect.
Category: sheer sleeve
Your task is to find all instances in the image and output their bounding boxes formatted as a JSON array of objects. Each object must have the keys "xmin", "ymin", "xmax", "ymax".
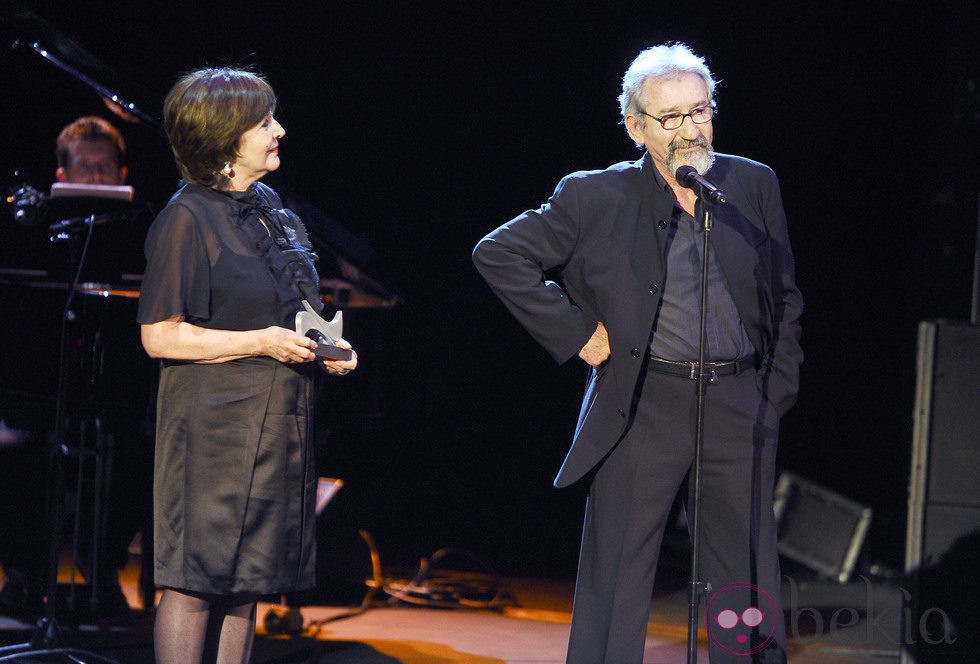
[{"xmin": 137, "ymin": 200, "xmax": 212, "ymax": 325}]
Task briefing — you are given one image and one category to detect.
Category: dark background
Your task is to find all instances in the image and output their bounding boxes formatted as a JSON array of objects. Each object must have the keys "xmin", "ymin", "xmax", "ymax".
[{"xmin": 2, "ymin": 0, "xmax": 977, "ymax": 585}]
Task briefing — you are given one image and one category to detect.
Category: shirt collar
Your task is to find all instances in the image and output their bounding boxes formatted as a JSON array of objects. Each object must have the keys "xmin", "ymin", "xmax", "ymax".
[{"xmin": 641, "ymin": 151, "xmax": 673, "ymax": 195}]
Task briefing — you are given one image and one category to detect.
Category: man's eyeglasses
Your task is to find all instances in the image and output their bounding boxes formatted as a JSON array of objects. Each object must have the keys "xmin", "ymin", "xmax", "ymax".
[{"xmin": 639, "ymin": 105, "xmax": 715, "ymax": 131}]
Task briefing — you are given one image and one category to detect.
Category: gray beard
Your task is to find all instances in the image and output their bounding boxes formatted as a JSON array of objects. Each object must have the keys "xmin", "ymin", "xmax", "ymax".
[{"xmin": 666, "ymin": 140, "xmax": 715, "ymax": 177}]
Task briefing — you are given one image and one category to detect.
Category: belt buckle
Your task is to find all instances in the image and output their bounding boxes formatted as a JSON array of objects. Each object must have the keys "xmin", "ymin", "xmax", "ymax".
[{"xmin": 691, "ymin": 362, "xmax": 718, "ymax": 383}]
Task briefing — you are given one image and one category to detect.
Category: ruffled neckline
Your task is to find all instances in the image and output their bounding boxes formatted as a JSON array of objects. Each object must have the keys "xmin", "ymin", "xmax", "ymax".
[{"xmin": 210, "ymin": 182, "xmax": 323, "ymax": 316}]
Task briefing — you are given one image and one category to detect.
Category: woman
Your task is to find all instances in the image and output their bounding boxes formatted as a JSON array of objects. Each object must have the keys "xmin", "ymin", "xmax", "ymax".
[{"xmin": 138, "ymin": 68, "xmax": 357, "ymax": 664}]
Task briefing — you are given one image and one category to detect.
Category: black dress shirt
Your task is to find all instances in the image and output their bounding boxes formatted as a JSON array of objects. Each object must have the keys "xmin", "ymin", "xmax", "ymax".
[{"xmin": 649, "ymin": 198, "xmax": 755, "ymax": 362}]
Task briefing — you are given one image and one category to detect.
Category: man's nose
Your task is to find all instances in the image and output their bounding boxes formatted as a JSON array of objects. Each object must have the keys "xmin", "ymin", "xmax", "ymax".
[{"xmin": 676, "ymin": 115, "xmax": 701, "ymax": 139}]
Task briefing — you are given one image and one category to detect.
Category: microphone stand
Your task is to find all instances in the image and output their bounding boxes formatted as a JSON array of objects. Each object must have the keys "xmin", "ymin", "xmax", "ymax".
[
  {"xmin": 0, "ymin": 216, "xmax": 120, "ymax": 664},
  {"xmin": 686, "ymin": 199, "xmax": 716, "ymax": 664}
]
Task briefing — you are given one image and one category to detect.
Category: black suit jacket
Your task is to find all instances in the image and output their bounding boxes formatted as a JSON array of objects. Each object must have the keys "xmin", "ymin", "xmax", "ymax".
[{"xmin": 473, "ymin": 152, "xmax": 803, "ymax": 488}]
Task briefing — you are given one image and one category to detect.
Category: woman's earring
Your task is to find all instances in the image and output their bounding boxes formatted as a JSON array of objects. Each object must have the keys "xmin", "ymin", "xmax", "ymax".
[{"xmin": 221, "ymin": 162, "xmax": 233, "ymax": 177}]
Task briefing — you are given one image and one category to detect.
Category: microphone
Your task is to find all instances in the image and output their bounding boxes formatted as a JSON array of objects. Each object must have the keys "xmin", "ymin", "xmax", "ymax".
[
  {"xmin": 47, "ymin": 206, "xmax": 145, "ymax": 242},
  {"xmin": 48, "ymin": 213, "xmax": 105, "ymax": 235},
  {"xmin": 674, "ymin": 165, "xmax": 727, "ymax": 205}
]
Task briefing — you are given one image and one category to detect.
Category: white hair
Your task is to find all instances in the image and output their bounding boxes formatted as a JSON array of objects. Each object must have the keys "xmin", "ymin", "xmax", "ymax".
[{"xmin": 618, "ymin": 43, "xmax": 717, "ymax": 122}]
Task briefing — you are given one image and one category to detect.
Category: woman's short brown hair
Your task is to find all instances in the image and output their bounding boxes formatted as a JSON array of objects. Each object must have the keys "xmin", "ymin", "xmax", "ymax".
[{"xmin": 163, "ymin": 68, "xmax": 276, "ymax": 187}]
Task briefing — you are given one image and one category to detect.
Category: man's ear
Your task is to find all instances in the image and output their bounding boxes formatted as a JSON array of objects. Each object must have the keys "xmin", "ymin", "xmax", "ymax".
[
  {"xmin": 624, "ymin": 114, "xmax": 645, "ymax": 147},
  {"xmin": 55, "ymin": 166, "xmax": 68, "ymax": 182},
  {"xmin": 119, "ymin": 165, "xmax": 129, "ymax": 184}
]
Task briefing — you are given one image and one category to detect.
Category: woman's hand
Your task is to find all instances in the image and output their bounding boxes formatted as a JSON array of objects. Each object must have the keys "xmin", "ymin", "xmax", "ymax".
[
  {"xmin": 320, "ymin": 337, "xmax": 358, "ymax": 376},
  {"xmin": 259, "ymin": 326, "xmax": 318, "ymax": 364}
]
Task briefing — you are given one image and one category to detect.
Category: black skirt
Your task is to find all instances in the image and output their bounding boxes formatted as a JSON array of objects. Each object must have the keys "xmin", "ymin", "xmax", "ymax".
[{"xmin": 153, "ymin": 356, "xmax": 316, "ymax": 595}]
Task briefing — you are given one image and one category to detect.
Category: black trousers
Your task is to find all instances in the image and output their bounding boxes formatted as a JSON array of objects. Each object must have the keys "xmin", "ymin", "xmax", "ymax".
[{"xmin": 566, "ymin": 363, "xmax": 787, "ymax": 664}]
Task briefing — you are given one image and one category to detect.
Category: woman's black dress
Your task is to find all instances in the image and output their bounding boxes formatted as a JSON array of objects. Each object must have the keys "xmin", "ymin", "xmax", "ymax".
[{"xmin": 137, "ymin": 182, "xmax": 323, "ymax": 595}]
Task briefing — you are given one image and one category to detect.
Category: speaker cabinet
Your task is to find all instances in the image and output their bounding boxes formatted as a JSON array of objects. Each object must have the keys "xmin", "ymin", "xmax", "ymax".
[
  {"xmin": 902, "ymin": 320, "xmax": 979, "ymax": 663},
  {"xmin": 774, "ymin": 471, "xmax": 871, "ymax": 583}
]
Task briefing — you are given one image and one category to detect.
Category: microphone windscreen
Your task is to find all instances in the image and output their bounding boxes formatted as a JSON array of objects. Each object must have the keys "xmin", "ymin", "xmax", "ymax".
[{"xmin": 674, "ymin": 165, "xmax": 697, "ymax": 185}]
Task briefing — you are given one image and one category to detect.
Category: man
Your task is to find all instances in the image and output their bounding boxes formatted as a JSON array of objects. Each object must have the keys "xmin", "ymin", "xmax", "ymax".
[
  {"xmin": 1, "ymin": 115, "xmax": 139, "ymax": 622},
  {"xmin": 55, "ymin": 115, "xmax": 128, "ymax": 186},
  {"xmin": 57, "ymin": 115, "xmax": 145, "ymax": 617},
  {"xmin": 473, "ymin": 43, "xmax": 802, "ymax": 663}
]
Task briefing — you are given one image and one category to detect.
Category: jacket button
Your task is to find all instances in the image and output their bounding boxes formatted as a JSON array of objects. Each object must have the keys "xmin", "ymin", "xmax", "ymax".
[
  {"xmin": 648, "ymin": 284, "xmax": 659, "ymax": 294},
  {"xmin": 617, "ymin": 408, "xmax": 626, "ymax": 417},
  {"xmin": 657, "ymin": 219, "xmax": 668, "ymax": 230},
  {"xmin": 631, "ymin": 348, "xmax": 640, "ymax": 358}
]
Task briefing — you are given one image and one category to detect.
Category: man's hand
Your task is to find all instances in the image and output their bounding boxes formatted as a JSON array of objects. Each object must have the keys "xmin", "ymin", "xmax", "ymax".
[{"xmin": 578, "ymin": 322, "xmax": 610, "ymax": 368}]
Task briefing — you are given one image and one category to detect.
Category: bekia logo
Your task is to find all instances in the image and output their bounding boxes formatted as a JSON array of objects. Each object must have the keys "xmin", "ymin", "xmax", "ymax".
[{"xmin": 706, "ymin": 583, "xmax": 781, "ymax": 656}]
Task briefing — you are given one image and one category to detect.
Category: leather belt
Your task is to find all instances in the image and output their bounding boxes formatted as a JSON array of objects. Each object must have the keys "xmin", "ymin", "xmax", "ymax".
[{"xmin": 648, "ymin": 355, "xmax": 753, "ymax": 381}]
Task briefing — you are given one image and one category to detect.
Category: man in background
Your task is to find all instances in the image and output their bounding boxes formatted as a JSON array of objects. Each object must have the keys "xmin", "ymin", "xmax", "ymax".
[
  {"xmin": 1, "ymin": 115, "xmax": 145, "ymax": 622},
  {"xmin": 55, "ymin": 115, "xmax": 128, "ymax": 186}
]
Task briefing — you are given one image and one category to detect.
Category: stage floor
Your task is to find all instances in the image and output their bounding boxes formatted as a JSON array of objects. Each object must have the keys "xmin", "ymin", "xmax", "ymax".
[{"xmin": 1, "ymin": 555, "xmax": 906, "ymax": 663}]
